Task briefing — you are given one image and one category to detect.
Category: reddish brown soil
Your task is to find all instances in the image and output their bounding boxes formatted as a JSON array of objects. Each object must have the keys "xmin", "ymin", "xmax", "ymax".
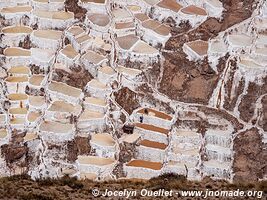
[
  {"xmin": 1, "ymin": 145, "xmax": 28, "ymax": 164},
  {"xmin": 52, "ymin": 66, "xmax": 93, "ymax": 89},
  {"xmin": 1, "ymin": 131, "xmax": 26, "ymax": 158},
  {"xmin": 220, "ymin": 0, "xmax": 257, "ymax": 30},
  {"xmin": 65, "ymin": 0, "xmax": 87, "ymax": 20},
  {"xmin": 159, "ymin": 0, "xmax": 258, "ymax": 105},
  {"xmin": 136, "ymin": 84, "xmax": 174, "ymax": 114},
  {"xmin": 114, "ymin": 87, "xmax": 143, "ymax": 115},
  {"xmin": 139, "ymin": 139, "xmax": 167, "ymax": 150},
  {"xmin": 118, "ymin": 142, "xmax": 137, "ymax": 163},
  {"xmin": 233, "ymin": 128, "xmax": 267, "ymax": 182},
  {"xmin": 114, "ymin": 84, "xmax": 174, "ymax": 116},
  {"xmin": 67, "ymin": 136, "xmax": 91, "ymax": 162},
  {"xmin": 0, "ymin": 131, "xmax": 29, "ymax": 174},
  {"xmin": 146, "ymin": 61, "xmax": 162, "ymax": 87}
]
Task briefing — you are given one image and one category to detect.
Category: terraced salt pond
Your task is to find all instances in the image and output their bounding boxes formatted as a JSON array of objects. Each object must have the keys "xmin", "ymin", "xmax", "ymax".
[
  {"xmin": 78, "ymin": 156, "xmax": 115, "ymax": 166},
  {"xmin": 126, "ymin": 159, "xmax": 163, "ymax": 170},
  {"xmin": 137, "ymin": 108, "xmax": 172, "ymax": 121},
  {"xmin": 91, "ymin": 133, "xmax": 115, "ymax": 147}
]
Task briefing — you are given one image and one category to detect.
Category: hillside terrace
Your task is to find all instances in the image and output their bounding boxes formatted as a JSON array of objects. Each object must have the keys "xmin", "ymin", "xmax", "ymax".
[
  {"xmin": 31, "ymin": 48, "xmax": 56, "ymax": 70},
  {"xmin": 28, "ymin": 95, "xmax": 46, "ymax": 110},
  {"xmin": 126, "ymin": 159, "xmax": 162, "ymax": 170},
  {"xmin": 81, "ymin": 50, "xmax": 107, "ymax": 68},
  {"xmin": 77, "ymin": 155, "xmax": 115, "ymax": 166},
  {"xmin": 90, "ymin": 133, "xmax": 116, "ymax": 158},
  {"xmin": 203, "ymin": 0, "xmax": 224, "ymax": 18},
  {"xmin": 79, "ymin": 0, "xmax": 106, "ymax": 13},
  {"xmin": 31, "ymin": 29, "xmax": 63, "ymax": 50},
  {"xmin": 202, "ymin": 160, "xmax": 231, "ymax": 180},
  {"xmin": 77, "ymin": 155, "xmax": 116, "ymax": 175},
  {"xmin": 83, "ymin": 97, "xmax": 107, "ymax": 113},
  {"xmin": 32, "ymin": 10, "xmax": 75, "ymax": 29},
  {"xmin": 27, "ymin": 111, "xmax": 42, "ymax": 126},
  {"xmin": 134, "ymin": 123, "xmax": 169, "ymax": 144},
  {"xmin": 0, "ymin": 129, "xmax": 8, "ymax": 139},
  {"xmin": 124, "ymin": 159, "xmax": 163, "ymax": 179},
  {"xmin": 39, "ymin": 120, "xmax": 75, "ymax": 142},
  {"xmin": 4, "ymin": 47, "xmax": 31, "ymax": 57},
  {"xmin": 0, "ymin": 129, "xmax": 9, "ymax": 146},
  {"xmin": 134, "ymin": 108, "xmax": 173, "ymax": 129},
  {"xmin": 97, "ymin": 65, "xmax": 116, "ymax": 85},
  {"xmin": 183, "ymin": 40, "xmax": 209, "ymax": 61},
  {"xmin": 0, "ymin": 5, "xmax": 32, "ymax": 20},
  {"xmin": 85, "ymin": 78, "xmax": 111, "ymax": 99},
  {"xmin": 115, "ymin": 34, "xmax": 159, "ymax": 62},
  {"xmin": 0, "ymin": 114, "xmax": 6, "ymax": 127},
  {"xmin": 137, "ymin": 108, "xmax": 172, "ymax": 121},
  {"xmin": 31, "ymin": 0, "xmax": 65, "ymax": 11},
  {"xmin": 7, "ymin": 93, "xmax": 28, "ymax": 108},
  {"xmin": 65, "ymin": 26, "xmax": 85, "ymax": 41},
  {"xmin": 135, "ymin": 138, "xmax": 168, "ymax": 162},
  {"xmin": 4, "ymin": 75, "xmax": 28, "ymax": 94},
  {"xmin": 46, "ymin": 100, "xmax": 82, "ymax": 120},
  {"xmin": 77, "ymin": 109, "xmax": 105, "ymax": 131},
  {"xmin": 7, "ymin": 66, "xmax": 31, "ymax": 76},
  {"xmin": 164, "ymin": 160, "xmax": 199, "ymax": 180},
  {"xmin": 90, "ymin": 133, "xmax": 115, "ymax": 147},
  {"xmin": 1, "ymin": 26, "xmax": 33, "ymax": 47},
  {"xmin": 227, "ymin": 34, "xmax": 252, "ymax": 51},
  {"xmin": 48, "ymin": 81, "xmax": 84, "ymax": 104}
]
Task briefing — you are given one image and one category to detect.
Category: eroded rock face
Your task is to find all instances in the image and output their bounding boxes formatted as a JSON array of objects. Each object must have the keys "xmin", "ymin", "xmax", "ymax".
[
  {"xmin": 233, "ymin": 128, "xmax": 267, "ymax": 181},
  {"xmin": 74, "ymin": 136, "xmax": 91, "ymax": 155},
  {"xmin": 1, "ymin": 145, "xmax": 28, "ymax": 164},
  {"xmin": 114, "ymin": 87, "xmax": 142, "ymax": 115},
  {"xmin": 112, "ymin": 163, "xmax": 126, "ymax": 179},
  {"xmin": 159, "ymin": 40, "xmax": 221, "ymax": 105},
  {"xmin": 18, "ymin": 36, "xmax": 32, "ymax": 49},
  {"xmin": 0, "ymin": 131, "xmax": 29, "ymax": 176},
  {"xmin": 66, "ymin": 141, "xmax": 78, "ymax": 163},
  {"xmin": 67, "ymin": 136, "xmax": 91, "ymax": 162},
  {"xmin": 1, "ymin": 131, "xmax": 28, "ymax": 164},
  {"xmin": 220, "ymin": 0, "xmax": 257, "ymax": 30},
  {"xmin": 64, "ymin": 0, "xmax": 87, "ymax": 20},
  {"xmin": 52, "ymin": 66, "xmax": 93, "ymax": 89},
  {"xmin": 118, "ymin": 142, "xmax": 137, "ymax": 163}
]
